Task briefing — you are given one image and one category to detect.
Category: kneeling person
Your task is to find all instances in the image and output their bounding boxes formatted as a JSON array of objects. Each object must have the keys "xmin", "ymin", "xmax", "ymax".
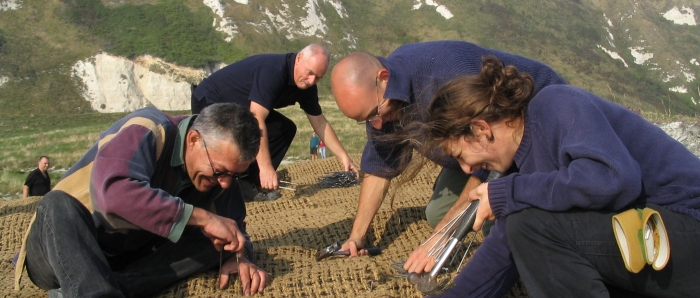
[{"xmin": 15, "ymin": 103, "xmax": 269, "ymax": 297}]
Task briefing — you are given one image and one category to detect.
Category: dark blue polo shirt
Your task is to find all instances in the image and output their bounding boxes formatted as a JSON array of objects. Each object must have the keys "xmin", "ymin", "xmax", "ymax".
[
  {"xmin": 193, "ymin": 53, "xmax": 322, "ymax": 116},
  {"xmin": 362, "ymin": 40, "xmax": 567, "ymax": 178}
]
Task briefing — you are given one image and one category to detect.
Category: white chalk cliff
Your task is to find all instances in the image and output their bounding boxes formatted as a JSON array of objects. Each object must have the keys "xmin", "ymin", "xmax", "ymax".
[{"xmin": 71, "ymin": 54, "xmax": 222, "ymax": 113}]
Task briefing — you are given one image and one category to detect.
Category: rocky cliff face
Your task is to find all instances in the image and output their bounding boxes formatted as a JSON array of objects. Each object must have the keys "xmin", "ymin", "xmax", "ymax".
[
  {"xmin": 71, "ymin": 53, "xmax": 223, "ymax": 112},
  {"xmin": 658, "ymin": 121, "xmax": 700, "ymax": 157}
]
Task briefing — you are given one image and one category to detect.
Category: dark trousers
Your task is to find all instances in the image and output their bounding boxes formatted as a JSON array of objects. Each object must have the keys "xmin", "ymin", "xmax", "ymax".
[
  {"xmin": 507, "ymin": 205, "xmax": 700, "ymax": 298},
  {"xmin": 192, "ymin": 92, "xmax": 296, "ymax": 188},
  {"xmin": 243, "ymin": 109, "xmax": 296, "ymax": 187},
  {"xmin": 25, "ymin": 190, "xmax": 245, "ymax": 297}
]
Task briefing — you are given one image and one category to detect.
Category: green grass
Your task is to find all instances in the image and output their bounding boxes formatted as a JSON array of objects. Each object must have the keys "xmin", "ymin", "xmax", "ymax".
[
  {"xmin": 62, "ymin": 0, "xmax": 248, "ymax": 68},
  {"xmin": 277, "ymin": 97, "xmax": 368, "ymax": 163},
  {"xmin": 0, "ymin": 97, "xmax": 367, "ymax": 198}
]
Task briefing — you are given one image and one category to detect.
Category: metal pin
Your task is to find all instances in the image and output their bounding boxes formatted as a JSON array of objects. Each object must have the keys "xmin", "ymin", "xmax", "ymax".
[
  {"xmin": 218, "ymin": 245, "xmax": 223, "ymax": 290},
  {"xmin": 457, "ymin": 232, "xmax": 479, "ymax": 273},
  {"xmin": 235, "ymin": 253, "xmax": 239, "ymax": 292}
]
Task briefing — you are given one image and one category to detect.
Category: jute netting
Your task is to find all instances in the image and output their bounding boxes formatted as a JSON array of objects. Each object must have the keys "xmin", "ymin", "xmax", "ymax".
[{"xmin": 1, "ymin": 154, "xmax": 528, "ymax": 297}]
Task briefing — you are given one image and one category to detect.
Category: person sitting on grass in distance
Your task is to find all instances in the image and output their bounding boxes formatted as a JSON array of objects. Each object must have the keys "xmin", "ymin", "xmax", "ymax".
[
  {"xmin": 402, "ymin": 57, "xmax": 700, "ymax": 297},
  {"xmin": 15, "ymin": 103, "xmax": 269, "ymax": 297}
]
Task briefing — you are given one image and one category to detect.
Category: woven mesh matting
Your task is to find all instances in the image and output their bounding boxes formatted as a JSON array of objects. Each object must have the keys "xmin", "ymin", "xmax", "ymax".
[{"xmin": 1, "ymin": 154, "xmax": 528, "ymax": 297}]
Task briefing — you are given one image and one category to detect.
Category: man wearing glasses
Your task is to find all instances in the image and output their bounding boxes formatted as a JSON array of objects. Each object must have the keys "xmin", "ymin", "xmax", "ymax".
[
  {"xmin": 16, "ymin": 103, "xmax": 269, "ymax": 296},
  {"xmin": 329, "ymin": 40, "xmax": 566, "ymax": 269},
  {"xmin": 192, "ymin": 44, "xmax": 358, "ymax": 202}
]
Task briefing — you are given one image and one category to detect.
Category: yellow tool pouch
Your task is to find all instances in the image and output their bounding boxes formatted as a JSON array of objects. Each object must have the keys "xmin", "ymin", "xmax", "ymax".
[{"xmin": 612, "ymin": 207, "xmax": 670, "ymax": 273}]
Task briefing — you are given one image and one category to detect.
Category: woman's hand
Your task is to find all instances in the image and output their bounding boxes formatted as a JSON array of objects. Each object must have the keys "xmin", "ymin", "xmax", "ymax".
[
  {"xmin": 469, "ymin": 182, "xmax": 495, "ymax": 231},
  {"xmin": 403, "ymin": 233, "xmax": 444, "ymax": 274}
]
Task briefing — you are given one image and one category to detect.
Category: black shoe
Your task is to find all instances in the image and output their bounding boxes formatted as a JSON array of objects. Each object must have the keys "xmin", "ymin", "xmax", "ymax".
[
  {"xmin": 253, "ymin": 190, "xmax": 281, "ymax": 202},
  {"xmin": 238, "ymin": 180, "xmax": 259, "ymax": 202}
]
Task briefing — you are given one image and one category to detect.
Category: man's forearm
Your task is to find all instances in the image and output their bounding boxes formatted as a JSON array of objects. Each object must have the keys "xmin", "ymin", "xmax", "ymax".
[
  {"xmin": 249, "ymin": 101, "xmax": 273, "ymax": 170},
  {"xmin": 22, "ymin": 185, "xmax": 29, "ymax": 198},
  {"xmin": 187, "ymin": 206, "xmax": 211, "ymax": 226},
  {"xmin": 255, "ymin": 120, "xmax": 274, "ymax": 169},
  {"xmin": 348, "ymin": 174, "xmax": 391, "ymax": 241},
  {"xmin": 431, "ymin": 175, "xmax": 482, "ymax": 233}
]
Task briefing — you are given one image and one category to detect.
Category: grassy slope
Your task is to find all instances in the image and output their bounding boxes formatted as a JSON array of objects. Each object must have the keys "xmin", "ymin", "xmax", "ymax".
[{"xmin": 0, "ymin": 0, "xmax": 98, "ymax": 116}]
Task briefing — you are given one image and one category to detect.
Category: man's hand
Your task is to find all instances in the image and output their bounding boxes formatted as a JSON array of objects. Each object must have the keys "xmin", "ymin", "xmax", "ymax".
[
  {"xmin": 340, "ymin": 157, "xmax": 360, "ymax": 179},
  {"xmin": 469, "ymin": 182, "xmax": 494, "ymax": 232},
  {"xmin": 341, "ymin": 175, "xmax": 391, "ymax": 258},
  {"xmin": 189, "ymin": 207, "xmax": 247, "ymax": 252},
  {"xmin": 339, "ymin": 237, "xmax": 367, "ymax": 257},
  {"xmin": 219, "ymin": 254, "xmax": 269, "ymax": 296},
  {"xmin": 259, "ymin": 165, "xmax": 279, "ymax": 191}
]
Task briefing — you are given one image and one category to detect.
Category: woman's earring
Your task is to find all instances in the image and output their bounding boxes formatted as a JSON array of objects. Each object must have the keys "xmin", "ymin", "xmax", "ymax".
[{"xmin": 488, "ymin": 134, "xmax": 495, "ymax": 142}]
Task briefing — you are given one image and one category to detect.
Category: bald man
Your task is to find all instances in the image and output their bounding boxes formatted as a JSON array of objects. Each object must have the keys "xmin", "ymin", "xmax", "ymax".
[
  {"xmin": 193, "ymin": 44, "xmax": 358, "ymax": 201},
  {"xmin": 330, "ymin": 41, "xmax": 566, "ymax": 271},
  {"xmin": 23, "ymin": 156, "xmax": 51, "ymax": 198}
]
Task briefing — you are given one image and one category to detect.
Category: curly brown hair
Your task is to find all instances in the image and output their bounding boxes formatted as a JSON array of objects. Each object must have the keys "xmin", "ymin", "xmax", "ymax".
[{"xmin": 424, "ymin": 57, "xmax": 533, "ymax": 149}]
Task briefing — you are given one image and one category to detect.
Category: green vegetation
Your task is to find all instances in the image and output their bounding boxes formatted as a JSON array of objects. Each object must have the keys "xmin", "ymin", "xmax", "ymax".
[
  {"xmin": 61, "ymin": 0, "xmax": 247, "ymax": 68},
  {"xmin": 0, "ymin": 112, "xmax": 127, "ymax": 197},
  {"xmin": 277, "ymin": 98, "xmax": 369, "ymax": 165}
]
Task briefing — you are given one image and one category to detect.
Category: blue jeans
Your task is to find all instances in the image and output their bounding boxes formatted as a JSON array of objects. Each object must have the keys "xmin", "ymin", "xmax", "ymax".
[
  {"xmin": 25, "ymin": 190, "xmax": 241, "ymax": 297},
  {"xmin": 507, "ymin": 205, "xmax": 700, "ymax": 297}
]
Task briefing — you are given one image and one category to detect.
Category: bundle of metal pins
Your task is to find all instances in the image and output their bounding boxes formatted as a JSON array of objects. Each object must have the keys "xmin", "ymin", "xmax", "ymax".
[
  {"xmin": 318, "ymin": 171, "xmax": 360, "ymax": 188},
  {"xmin": 424, "ymin": 207, "xmax": 469, "ymax": 260}
]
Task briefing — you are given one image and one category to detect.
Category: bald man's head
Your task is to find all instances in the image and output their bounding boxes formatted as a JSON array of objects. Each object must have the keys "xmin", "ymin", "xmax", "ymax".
[
  {"xmin": 330, "ymin": 52, "xmax": 386, "ymax": 120},
  {"xmin": 293, "ymin": 44, "xmax": 330, "ymax": 89}
]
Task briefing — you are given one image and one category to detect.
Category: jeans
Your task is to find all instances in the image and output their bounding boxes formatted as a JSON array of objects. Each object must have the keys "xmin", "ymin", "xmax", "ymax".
[
  {"xmin": 507, "ymin": 205, "xmax": 700, "ymax": 297},
  {"xmin": 25, "ymin": 191, "xmax": 235, "ymax": 297}
]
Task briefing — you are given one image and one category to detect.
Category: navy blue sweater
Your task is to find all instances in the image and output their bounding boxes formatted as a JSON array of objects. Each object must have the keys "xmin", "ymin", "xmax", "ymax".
[{"xmin": 439, "ymin": 85, "xmax": 700, "ymax": 297}]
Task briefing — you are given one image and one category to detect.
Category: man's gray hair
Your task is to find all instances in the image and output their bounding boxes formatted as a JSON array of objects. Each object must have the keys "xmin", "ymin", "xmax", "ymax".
[
  {"xmin": 191, "ymin": 103, "xmax": 261, "ymax": 163},
  {"xmin": 300, "ymin": 44, "xmax": 330, "ymax": 65}
]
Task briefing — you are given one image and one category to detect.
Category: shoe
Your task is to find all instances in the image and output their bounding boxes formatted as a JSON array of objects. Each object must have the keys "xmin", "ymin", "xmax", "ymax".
[
  {"xmin": 253, "ymin": 190, "xmax": 281, "ymax": 202},
  {"xmin": 238, "ymin": 180, "xmax": 259, "ymax": 202}
]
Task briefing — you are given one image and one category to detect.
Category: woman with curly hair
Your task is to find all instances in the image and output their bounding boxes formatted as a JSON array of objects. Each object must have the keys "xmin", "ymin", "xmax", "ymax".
[{"xmin": 411, "ymin": 58, "xmax": 700, "ymax": 297}]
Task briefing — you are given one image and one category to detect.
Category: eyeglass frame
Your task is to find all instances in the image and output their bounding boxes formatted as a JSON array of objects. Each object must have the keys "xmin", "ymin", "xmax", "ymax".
[
  {"xmin": 195, "ymin": 129, "xmax": 248, "ymax": 179},
  {"xmin": 357, "ymin": 78, "xmax": 388, "ymax": 125}
]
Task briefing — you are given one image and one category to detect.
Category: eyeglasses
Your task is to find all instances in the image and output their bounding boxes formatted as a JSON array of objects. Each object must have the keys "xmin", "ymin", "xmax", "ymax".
[
  {"xmin": 357, "ymin": 78, "xmax": 388, "ymax": 125},
  {"xmin": 196, "ymin": 130, "xmax": 247, "ymax": 179}
]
